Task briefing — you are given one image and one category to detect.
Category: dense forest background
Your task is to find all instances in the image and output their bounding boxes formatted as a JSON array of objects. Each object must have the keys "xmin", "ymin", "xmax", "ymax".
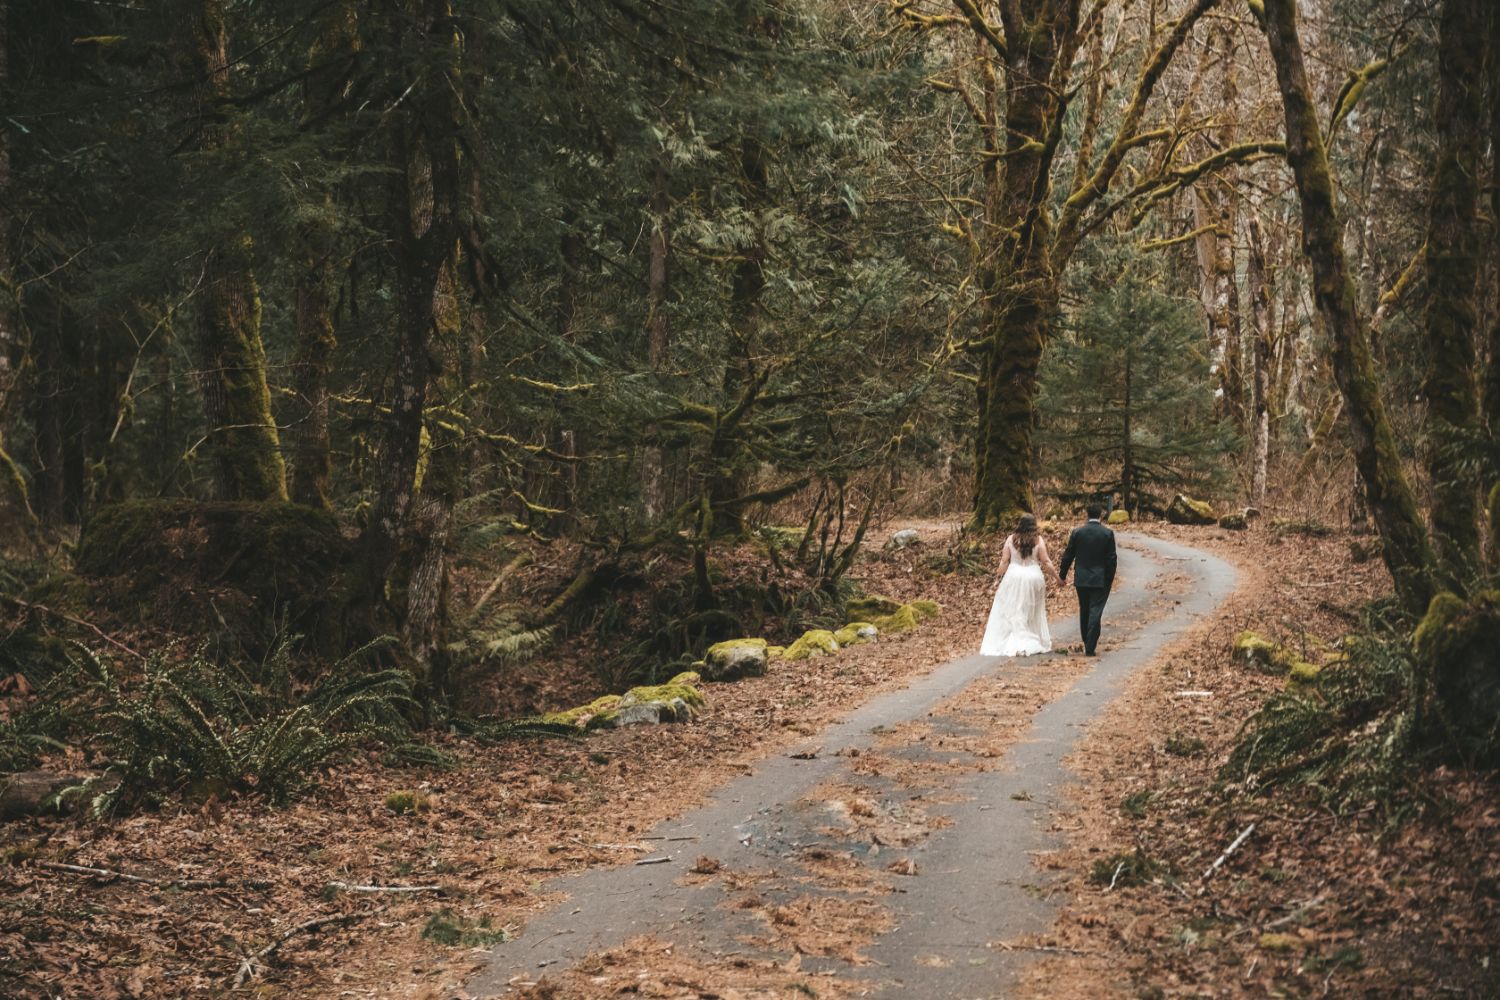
[{"xmin": 1, "ymin": 0, "xmax": 1497, "ymax": 770}]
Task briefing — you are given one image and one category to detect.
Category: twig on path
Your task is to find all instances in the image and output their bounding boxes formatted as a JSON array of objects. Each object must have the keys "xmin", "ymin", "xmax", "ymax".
[
  {"xmin": 324, "ymin": 880, "xmax": 446, "ymax": 895},
  {"xmin": 634, "ymin": 855, "xmax": 671, "ymax": 866},
  {"xmin": 1107, "ymin": 861, "xmax": 1126, "ymax": 891},
  {"xmin": 993, "ymin": 941, "xmax": 1092, "ymax": 955},
  {"xmin": 37, "ymin": 861, "xmax": 272, "ymax": 891},
  {"xmin": 232, "ymin": 906, "xmax": 387, "ymax": 989},
  {"xmin": 1201, "ymin": 823, "xmax": 1256, "ymax": 882}
]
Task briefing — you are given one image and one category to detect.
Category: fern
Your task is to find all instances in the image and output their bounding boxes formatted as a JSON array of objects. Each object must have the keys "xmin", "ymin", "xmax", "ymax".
[
  {"xmin": 1223, "ymin": 612, "xmax": 1423, "ymax": 814},
  {"xmin": 75, "ymin": 640, "xmax": 414, "ymax": 812}
]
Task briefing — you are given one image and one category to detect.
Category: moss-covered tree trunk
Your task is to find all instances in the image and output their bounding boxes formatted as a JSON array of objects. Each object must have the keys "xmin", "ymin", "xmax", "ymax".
[
  {"xmin": 1261, "ymin": 0, "xmax": 1435, "ymax": 614},
  {"xmin": 289, "ymin": 2, "xmax": 357, "ymax": 511},
  {"xmin": 360, "ymin": 0, "xmax": 462, "ymax": 614},
  {"xmin": 1421, "ymin": 0, "xmax": 1485, "ymax": 585},
  {"xmin": 971, "ymin": 7, "xmax": 1065, "ymax": 530},
  {"xmin": 187, "ymin": 1, "xmax": 287, "ymax": 503}
]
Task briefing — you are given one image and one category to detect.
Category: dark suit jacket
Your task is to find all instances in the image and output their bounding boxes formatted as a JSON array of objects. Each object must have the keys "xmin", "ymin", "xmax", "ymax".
[{"xmin": 1059, "ymin": 520, "xmax": 1117, "ymax": 590}]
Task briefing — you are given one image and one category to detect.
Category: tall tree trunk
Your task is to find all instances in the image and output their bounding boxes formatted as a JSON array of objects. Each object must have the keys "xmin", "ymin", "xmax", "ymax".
[
  {"xmin": 1261, "ymin": 0, "xmax": 1435, "ymax": 614},
  {"xmin": 186, "ymin": 1, "xmax": 287, "ymax": 502},
  {"xmin": 1421, "ymin": 0, "xmax": 1485, "ymax": 584},
  {"xmin": 1121, "ymin": 346, "xmax": 1134, "ymax": 511},
  {"xmin": 707, "ymin": 135, "xmax": 766, "ymax": 537},
  {"xmin": 1247, "ymin": 214, "xmax": 1274, "ymax": 505},
  {"xmin": 1485, "ymin": 2, "xmax": 1500, "ymax": 450},
  {"xmin": 972, "ymin": 8, "xmax": 1069, "ymax": 529},
  {"xmin": 642, "ymin": 159, "xmax": 671, "ymax": 522},
  {"xmin": 359, "ymin": 0, "xmax": 463, "ymax": 671},
  {"xmin": 289, "ymin": 2, "xmax": 357, "ymax": 510}
]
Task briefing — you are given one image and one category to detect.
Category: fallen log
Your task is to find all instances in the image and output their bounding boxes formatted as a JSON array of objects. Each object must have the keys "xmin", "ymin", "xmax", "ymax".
[{"xmin": 1, "ymin": 770, "xmax": 87, "ymax": 821}]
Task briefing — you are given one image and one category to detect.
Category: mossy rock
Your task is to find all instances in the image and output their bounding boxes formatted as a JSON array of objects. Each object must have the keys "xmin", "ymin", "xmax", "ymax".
[
  {"xmin": 1232, "ymin": 631, "xmax": 1292, "ymax": 674},
  {"xmin": 767, "ymin": 645, "xmax": 786, "ymax": 659},
  {"xmin": 1288, "ymin": 661, "xmax": 1322, "ymax": 685},
  {"xmin": 833, "ymin": 622, "xmax": 878, "ymax": 646},
  {"xmin": 621, "ymin": 682, "xmax": 705, "ymax": 710},
  {"xmin": 384, "ymin": 790, "xmax": 430, "ymax": 814},
  {"xmin": 1107, "ymin": 509, "xmax": 1129, "ymax": 525},
  {"xmin": 703, "ymin": 638, "xmax": 769, "ymax": 682},
  {"xmin": 845, "ymin": 594, "xmax": 904, "ymax": 620},
  {"xmin": 1218, "ymin": 512, "xmax": 1248, "ymax": 531},
  {"xmin": 909, "ymin": 599, "xmax": 941, "ymax": 620},
  {"xmin": 1413, "ymin": 590, "xmax": 1500, "ymax": 756},
  {"xmin": 75, "ymin": 499, "xmax": 353, "ymax": 655},
  {"xmin": 872, "ymin": 604, "xmax": 921, "ymax": 634},
  {"xmin": 783, "ymin": 629, "xmax": 840, "ymax": 660},
  {"xmin": 1166, "ymin": 494, "xmax": 1216, "ymax": 526},
  {"xmin": 542, "ymin": 694, "xmax": 622, "ymax": 729},
  {"xmin": 668, "ymin": 670, "xmax": 701, "ymax": 686}
]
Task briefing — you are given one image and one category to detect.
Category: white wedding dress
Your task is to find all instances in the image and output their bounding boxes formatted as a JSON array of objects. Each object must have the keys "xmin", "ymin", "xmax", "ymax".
[{"xmin": 980, "ymin": 536, "xmax": 1051, "ymax": 656}]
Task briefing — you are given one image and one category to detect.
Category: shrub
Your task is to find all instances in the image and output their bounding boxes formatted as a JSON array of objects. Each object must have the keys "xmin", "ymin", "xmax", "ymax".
[
  {"xmin": 73, "ymin": 639, "xmax": 412, "ymax": 811},
  {"xmin": 1223, "ymin": 605, "xmax": 1422, "ymax": 814}
]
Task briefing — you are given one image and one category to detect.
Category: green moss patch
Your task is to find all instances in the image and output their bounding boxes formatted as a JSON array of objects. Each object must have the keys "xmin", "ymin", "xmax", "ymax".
[
  {"xmin": 833, "ymin": 622, "xmax": 878, "ymax": 646},
  {"xmin": 783, "ymin": 629, "xmax": 840, "ymax": 660}
]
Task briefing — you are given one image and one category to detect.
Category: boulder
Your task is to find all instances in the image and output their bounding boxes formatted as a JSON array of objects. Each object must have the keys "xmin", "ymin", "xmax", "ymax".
[
  {"xmin": 1107, "ymin": 509, "xmax": 1129, "ymax": 525},
  {"xmin": 846, "ymin": 594, "xmax": 904, "ymax": 620},
  {"xmin": 887, "ymin": 528, "xmax": 920, "ymax": 549},
  {"xmin": 909, "ymin": 599, "xmax": 941, "ymax": 620},
  {"xmin": 1218, "ymin": 512, "xmax": 1248, "ymax": 531},
  {"xmin": 668, "ymin": 670, "xmax": 701, "ymax": 686},
  {"xmin": 541, "ymin": 694, "xmax": 622, "ymax": 729},
  {"xmin": 612, "ymin": 702, "xmax": 667, "ymax": 727},
  {"xmin": 833, "ymin": 622, "xmax": 878, "ymax": 646},
  {"xmin": 1232, "ymin": 630, "xmax": 1292, "ymax": 674},
  {"xmin": 620, "ymin": 681, "xmax": 705, "ymax": 710},
  {"xmin": 784, "ymin": 629, "xmax": 840, "ymax": 660},
  {"xmin": 703, "ymin": 638, "xmax": 770, "ymax": 682},
  {"xmin": 1167, "ymin": 494, "xmax": 1216, "ymax": 526},
  {"xmin": 872, "ymin": 604, "xmax": 921, "ymax": 633}
]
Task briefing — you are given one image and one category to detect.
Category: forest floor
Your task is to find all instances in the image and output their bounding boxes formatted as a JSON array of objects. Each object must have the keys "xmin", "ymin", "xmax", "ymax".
[{"xmin": 2, "ymin": 518, "xmax": 1497, "ymax": 998}]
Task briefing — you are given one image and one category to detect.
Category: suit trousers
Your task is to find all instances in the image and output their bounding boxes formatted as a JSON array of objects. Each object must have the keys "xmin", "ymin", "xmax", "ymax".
[{"xmin": 1075, "ymin": 585, "xmax": 1109, "ymax": 654}]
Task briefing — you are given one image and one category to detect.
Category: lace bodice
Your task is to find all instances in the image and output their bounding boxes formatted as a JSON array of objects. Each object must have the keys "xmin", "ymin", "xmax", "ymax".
[{"xmin": 1006, "ymin": 535, "xmax": 1040, "ymax": 567}]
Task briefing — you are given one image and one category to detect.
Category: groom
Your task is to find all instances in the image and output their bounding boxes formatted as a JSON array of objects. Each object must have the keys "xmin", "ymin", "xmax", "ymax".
[{"xmin": 1058, "ymin": 503, "xmax": 1118, "ymax": 657}]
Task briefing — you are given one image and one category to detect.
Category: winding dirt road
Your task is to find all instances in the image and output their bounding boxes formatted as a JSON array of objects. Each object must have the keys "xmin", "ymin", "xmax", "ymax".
[{"xmin": 470, "ymin": 534, "xmax": 1237, "ymax": 999}]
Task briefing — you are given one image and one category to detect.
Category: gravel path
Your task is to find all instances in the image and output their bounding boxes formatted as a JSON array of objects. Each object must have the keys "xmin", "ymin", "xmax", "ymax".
[{"xmin": 470, "ymin": 533, "xmax": 1238, "ymax": 998}]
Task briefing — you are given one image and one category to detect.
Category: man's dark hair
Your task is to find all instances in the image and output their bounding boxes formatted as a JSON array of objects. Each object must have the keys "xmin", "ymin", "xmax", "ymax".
[{"xmin": 1086, "ymin": 503, "xmax": 1104, "ymax": 520}]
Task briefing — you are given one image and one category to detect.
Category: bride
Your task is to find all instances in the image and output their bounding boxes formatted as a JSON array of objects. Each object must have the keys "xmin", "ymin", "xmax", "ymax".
[{"xmin": 980, "ymin": 514, "xmax": 1058, "ymax": 657}]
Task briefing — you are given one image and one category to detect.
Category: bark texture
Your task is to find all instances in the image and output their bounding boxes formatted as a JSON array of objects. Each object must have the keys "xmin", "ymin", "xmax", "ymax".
[
  {"xmin": 290, "ymin": 2, "xmax": 358, "ymax": 510},
  {"xmin": 187, "ymin": 1, "xmax": 287, "ymax": 502},
  {"xmin": 1421, "ymin": 0, "xmax": 1485, "ymax": 583},
  {"xmin": 1261, "ymin": 0, "xmax": 1435, "ymax": 613}
]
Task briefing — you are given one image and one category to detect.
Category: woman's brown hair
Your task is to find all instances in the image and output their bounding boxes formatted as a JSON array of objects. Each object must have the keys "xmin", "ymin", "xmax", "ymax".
[{"xmin": 1013, "ymin": 514, "xmax": 1038, "ymax": 558}]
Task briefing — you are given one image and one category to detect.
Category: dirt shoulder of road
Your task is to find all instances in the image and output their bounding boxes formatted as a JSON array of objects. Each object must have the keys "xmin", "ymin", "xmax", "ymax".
[
  {"xmin": 1017, "ymin": 521, "xmax": 1500, "ymax": 999},
  {"xmin": 0, "ymin": 519, "xmax": 1022, "ymax": 1000}
]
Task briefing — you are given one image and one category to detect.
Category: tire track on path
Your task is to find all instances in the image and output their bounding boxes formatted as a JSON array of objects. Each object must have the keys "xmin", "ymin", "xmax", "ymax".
[{"xmin": 470, "ymin": 534, "xmax": 1237, "ymax": 998}]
